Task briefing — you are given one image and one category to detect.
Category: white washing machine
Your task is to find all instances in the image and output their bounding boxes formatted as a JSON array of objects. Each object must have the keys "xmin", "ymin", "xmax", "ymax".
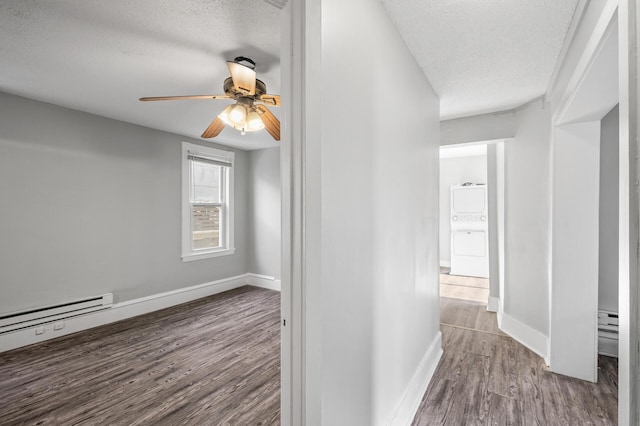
[{"xmin": 450, "ymin": 184, "xmax": 489, "ymax": 278}]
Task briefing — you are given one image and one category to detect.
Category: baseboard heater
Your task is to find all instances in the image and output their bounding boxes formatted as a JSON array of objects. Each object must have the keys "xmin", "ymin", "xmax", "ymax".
[
  {"xmin": 0, "ymin": 293, "xmax": 113, "ymax": 335},
  {"xmin": 598, "ymin": 310, "xmax": 619, "ymax": 358}
]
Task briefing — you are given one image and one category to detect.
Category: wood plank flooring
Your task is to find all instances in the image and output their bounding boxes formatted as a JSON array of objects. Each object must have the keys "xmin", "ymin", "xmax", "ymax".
[
  {"xmin": 0, "ymin": 286, "xmax": 281, "ymax": 426},
  {"xmin": 413, "ymin": 294, "xmax": 618, "ymax": 425},
  {"xmin": 440, "ymin": 297, "xmax": 506, "ymax": 336},
  {"xmin": 1, "ymin": 277, "xmax": 619, "ymax": 425},
  {"xmin": 440, "ymin": 268, "xmax": 489, "ymax": 303}
]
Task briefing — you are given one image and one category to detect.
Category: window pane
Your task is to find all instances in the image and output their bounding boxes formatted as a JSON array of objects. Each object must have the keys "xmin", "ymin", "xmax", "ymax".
[
  {"xmin": 191, "ymin": 161, "xmax": 221, "ymax": 203},
  {"xmin": 192, "ymin": 204, "xmax": 221, "ymax": 250}
]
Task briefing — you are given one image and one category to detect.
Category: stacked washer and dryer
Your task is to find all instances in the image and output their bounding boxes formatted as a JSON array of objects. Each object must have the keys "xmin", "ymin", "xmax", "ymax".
[{"xmin": 449, "ymin": 183, "xmax": 489, "ymax": 278}]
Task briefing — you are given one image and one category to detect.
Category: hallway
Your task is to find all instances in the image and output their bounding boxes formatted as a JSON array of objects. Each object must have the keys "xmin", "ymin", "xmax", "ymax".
[{"xmin": 412, "ymin": 272, "xmax": 618, "ymax": 425}]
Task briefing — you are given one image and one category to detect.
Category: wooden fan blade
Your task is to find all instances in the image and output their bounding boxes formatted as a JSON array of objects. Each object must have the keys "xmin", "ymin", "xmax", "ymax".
[
  {"xmin": 259, "ymin": 94, "xmax": 281, "ymax": 106},
  {"xmin": 256, "ymin": 104, "xmax": 280, "ymax": 141},
  {"xmin": 201, "ymin": 117, "xmax": 226, "ymax": 138},
  {"xmin": 227, "ymin": 61, "xmax": 256, "ymax": 95},
  {"xmin": 139, "ymin": 95, "xmax": 230, "ymax": 101}
]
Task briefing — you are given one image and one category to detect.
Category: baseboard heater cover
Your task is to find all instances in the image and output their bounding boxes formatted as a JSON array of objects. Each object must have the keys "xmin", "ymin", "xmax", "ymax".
[
  {"xmin": 597, "ymin": 310, "xmax": 618, "ymax": 358},
  {"xmin": 0, "ymin": 293, "xmax": 113, "ymax": 334}
]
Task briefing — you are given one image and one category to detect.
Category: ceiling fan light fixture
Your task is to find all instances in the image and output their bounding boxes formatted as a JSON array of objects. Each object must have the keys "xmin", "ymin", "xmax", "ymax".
[
  {"xmin": 142, "ymin": 57, "xmax": 279, "ymax": 141},
  {"xmin": 218, "ymin": 104, "xmax": 233, "ymax": 126},
  {"xmin": 247, "ymin": 108, "xmax": 265, "ymax": 131},
  {"xmin": 218, "ymin": 103, "xmax": 265, "ymax": 135},
  {"xmin": 228, "ymin": 103, "xmax": 247, "ymax": 126}
]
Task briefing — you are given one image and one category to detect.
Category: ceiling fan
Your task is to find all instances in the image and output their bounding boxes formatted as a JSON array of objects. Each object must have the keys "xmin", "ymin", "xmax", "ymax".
[{"xmin": 140, "ymin": 57, "xmax": 280, "ymax": 141}]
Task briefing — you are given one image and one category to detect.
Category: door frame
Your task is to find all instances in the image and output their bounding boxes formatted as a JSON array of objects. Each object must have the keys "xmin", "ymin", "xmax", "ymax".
[
  {"xmin": 439, "ymin": 140, "xmax": 507, "ymax": 313},
  {"xmin": 549, "ymin": 1, "xmax": 639, "ymax": 423},
  {"xmin": 549, "ymin": 0, "xmax": 617, "ymax": 384},
  {"xmin": 280, "ymin": 1, "xmax": 322, "ymax": 424}
]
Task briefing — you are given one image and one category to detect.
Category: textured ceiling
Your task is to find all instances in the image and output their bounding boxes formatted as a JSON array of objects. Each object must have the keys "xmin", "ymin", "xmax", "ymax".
[
  {"xmin": 0, "ymin": 1, "xmax": 580, "ymax": 144},
  {"xmin": 0, "ymin": 0, "xmax": 282, "ymax": 150},
  {"xmin": 381, "ymin": 0, "xmax": 580, "ymax": 119}
]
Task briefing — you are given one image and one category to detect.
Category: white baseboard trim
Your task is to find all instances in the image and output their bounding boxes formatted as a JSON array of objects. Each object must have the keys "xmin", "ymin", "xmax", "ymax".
[
  {"xmin": 387, "ymin": 331, "xmax": 443, "ymax": 426},
  {"xmin": 500, "ymin": 311, "xmax": 549, "ymax": 364},
  {"xmin": 439, "ymin": 260, "xmax": 451, "ymax": 268},
  {"xmin": 598, "ymin": 334, "xmax": 619, "ymax": 358},
  {"xmin": 487, "ymin": 297, "xmax": 499, "ymax": 313},
  {"xmin": 247, "ymin": 273, "xmax": 282, "ymax": 291},
  {"xmin": 0, "ymin": 274, "xmax": 248, "ymax": 353}
]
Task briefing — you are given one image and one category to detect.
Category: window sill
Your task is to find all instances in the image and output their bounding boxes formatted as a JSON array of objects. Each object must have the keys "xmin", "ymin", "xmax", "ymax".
[{"xmin": 181, "ymin": 248, "xmax": 236, "ymax": 262}]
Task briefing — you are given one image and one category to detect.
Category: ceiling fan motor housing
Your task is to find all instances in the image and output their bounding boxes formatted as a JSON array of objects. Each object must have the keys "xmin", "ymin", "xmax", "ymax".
[
  {"xmin": 233, "ymin": 56, "xmax": 256, "ymax": 69},
  {"xmin": 223, "ymin": 77, "xmax": 266, "ymax": 99}
]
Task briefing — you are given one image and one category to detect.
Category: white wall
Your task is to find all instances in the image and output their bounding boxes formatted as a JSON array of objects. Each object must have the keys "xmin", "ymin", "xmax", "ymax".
[
  {"xmin": 487, "ymin": 143, "xmax": 501, "ymax": 307},
  {"xmin": 550, "ymin": 121, "xmax": 601, "ymax": 381},
  {"xmin": 631, "ymin": 3, "xmax": 640, "ymax": 422},
  {"xmin": 618, "ymin": 1, "xmax": 640, "ymax": 423},
  {"xmin": 247, "ymin": 147, "xmax": 281, "ymax": 279},
  {"xmin": 441, "ymin": 110, "xmax": 515, "ymax": 145},
  {"xmin": 0, "ymin": 92, "xmax": 248, "ymax": 312},
  {"xmin": 439, "ymin": 153, "xmax": 487, "ymax": 264},
  {"xmin": 599, "ymin": 104, "xmax": 619, "ymax": 312},
  {"xmin": 495, "ymin": 143, "xmax": 506, "ymax": 311},
  {"xmin": 546, "ymin": 0, "xmax": 612, "ymax": 110},
  {"xmin": 313, "ymin": 0, "xmax": 442, "ymax": 423},
  {"xmin": 504, "ymin": 99, "xmax": 552, "ymax": 339}
]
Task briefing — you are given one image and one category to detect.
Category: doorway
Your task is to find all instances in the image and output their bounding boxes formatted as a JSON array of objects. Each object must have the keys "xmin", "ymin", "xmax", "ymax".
[
  {"xmin": 439, "ymin": 144, "xmax": 490, "ymax": 306},
  {"xmin": 549, "ymin": 9, "xmax": 619, "ymax": 383}
]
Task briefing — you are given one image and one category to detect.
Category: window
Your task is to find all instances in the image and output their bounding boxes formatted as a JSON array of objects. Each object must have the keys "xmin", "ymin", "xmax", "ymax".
[{"xmin": 182, "ymin": 142, "xmax": 234, "ymax": 261}]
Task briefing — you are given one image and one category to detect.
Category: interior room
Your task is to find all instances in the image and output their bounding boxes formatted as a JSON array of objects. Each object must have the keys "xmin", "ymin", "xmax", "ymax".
[
  {"xmin": 0, "ymin": 0, "xmax": 638, "ymax": 425},
  {"xmin": 0, "ymin": 1, "xmax": 284, "ymax": 423}
]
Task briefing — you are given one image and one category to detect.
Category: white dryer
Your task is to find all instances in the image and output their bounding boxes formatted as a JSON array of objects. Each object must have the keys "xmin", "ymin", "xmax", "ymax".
[{"xmin": 450, "ymin": 184, "xmax": 489, "ymax": 278}]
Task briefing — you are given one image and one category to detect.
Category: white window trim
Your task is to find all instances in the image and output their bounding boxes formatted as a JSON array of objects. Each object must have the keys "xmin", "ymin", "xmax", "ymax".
[{"xmin": 181, "ymin": 142, "xmax": 235, "ymax": 261}]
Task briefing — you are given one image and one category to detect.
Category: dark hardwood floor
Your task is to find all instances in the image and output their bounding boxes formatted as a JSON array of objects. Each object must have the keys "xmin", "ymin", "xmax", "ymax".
[
  {"xmin": 1, "ymin": 280, "xmax": 618, "ymax": 425},
  {"xmin": 413, "ymin": 294, "xmax": 618, "ymax": 425},
  {"xmin": 0, "ymin": 286, "xmax": 281, "ymax": 425}
]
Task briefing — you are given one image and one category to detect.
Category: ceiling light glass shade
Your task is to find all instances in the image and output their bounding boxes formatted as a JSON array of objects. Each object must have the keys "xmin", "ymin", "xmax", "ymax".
[
  {"xmin": 228, "ymin": 103, "xmax": 247, "ymax": 125},
  {"xmin": 218, "ymin": 105, "xmax": 233, "ymax": 126},
  {"xmin": 218, "ymin": 103, "xmax": 265, "ymax": 136},
  {"xmin": 246, "ymin": 109, "xmax": 265, "ymax": 131}
]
